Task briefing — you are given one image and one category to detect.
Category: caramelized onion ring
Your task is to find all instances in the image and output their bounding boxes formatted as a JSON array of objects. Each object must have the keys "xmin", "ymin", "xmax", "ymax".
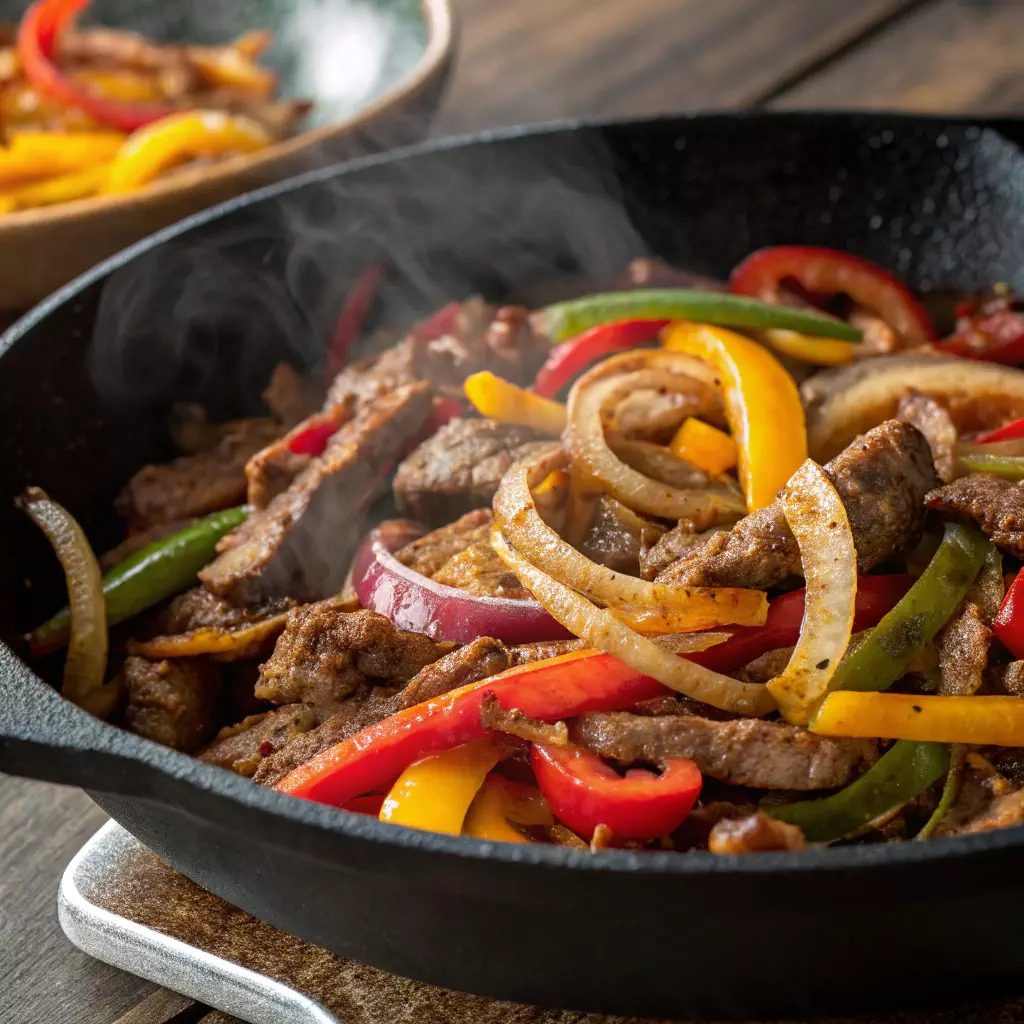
[
  {"xmin": 490, "ymin": 525, "xmax": 776, "ymax": 716},
  {"xmin": 766, "ymin": 460, "xmax": 857, "ymax": 724},
  {"xmin": 493, "ymin": 448, "xmax": 767, "ymax": 633}
]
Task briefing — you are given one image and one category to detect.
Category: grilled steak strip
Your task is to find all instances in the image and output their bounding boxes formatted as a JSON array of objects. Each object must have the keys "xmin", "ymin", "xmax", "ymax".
[
  {"xmin": 254, "ymin": 637, "xmax": 509, "ymax": 787},
  {"xmin": 926, "ymin": 474, "xmax": 1024, "ymax": 558},
  {"xmin": 199, "ymin": 382, "xmax": 431, "ymax": 606},
  {"xmin": 656, "ymin": 419, "xmax": 938, "ymax": 590},
  {"xmin": 199, "ymin": 705, "xmax": 323, "ymax": 777},
  {"xmin": 897, "ymin": 389, "xmax": 958, "ymax": 483},
  {"xmin": 571, "ymin": 711, "xmax": 876, "ymax": 790},
  {"xmin": 393, "ymin": 417, "xmax": 552, "ymax": 526},
  {"xmin": 255, "ymin": 605, "xmax": 454, "ymax": 708}
]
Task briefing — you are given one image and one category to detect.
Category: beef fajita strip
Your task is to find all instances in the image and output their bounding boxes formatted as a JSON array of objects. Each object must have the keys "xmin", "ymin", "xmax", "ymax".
[{"xmin": 656, "ymin": 419, "xmax": 938, "ymax": 590}]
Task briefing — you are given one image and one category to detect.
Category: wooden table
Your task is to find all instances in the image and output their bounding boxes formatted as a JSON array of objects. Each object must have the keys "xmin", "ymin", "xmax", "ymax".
[{"xmin": 2, "ymin": 1, "xmax": 1023, "ymax": 1021}]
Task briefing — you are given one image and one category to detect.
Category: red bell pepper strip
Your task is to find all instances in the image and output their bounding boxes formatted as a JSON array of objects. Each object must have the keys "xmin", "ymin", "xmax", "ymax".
[
  {"xmin": 287, "ymin": 414, "xmax": 343, "ymax": 456},
  {"xmin": 411, "ymin": 301, "xmax": 461, "ymax": 342},
  {"xmin": 325, "ymin": 264, "xmax": 385, "ymax": 381},
  {"xmin": 995, "ymin": 571, "xmax": 1024, "ymax": 660},
  {"xmin": 690, "ymin": 574, "xmax": 914, "ymax": 675},
  {"xmin": 276, "ymin": 649, "xmax": 667, "ymax": 808},
  {"xmin": 975, "ymin": 417, "xmax": 1024, "ymax": 445},
  {"xmin": 18, "ymin": 0, "xmax": 174, "ymax": 132},
  {"xmin": 532, "ymin": 320, "xmax": 667, "ymax": 398},
  {"xmin": 342, "ymin": 794, "xmax": 387, "ymax": 816},
  {"xmin": 729, "ymin": 246, "xmax": 936, "ymax": 345},
  {"xmin": 531, "ymin": 743, "xmax": 701, "ymax": 841},
  {"xmin": 937, "ymin": 292, "xmax": 1024, "ymax": 365}
]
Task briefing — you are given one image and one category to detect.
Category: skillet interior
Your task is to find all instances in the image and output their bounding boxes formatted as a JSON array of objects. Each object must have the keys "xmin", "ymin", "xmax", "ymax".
[{"xmin": 2, "ymin": 113, "xmax": 1024, "ymax": 1019}]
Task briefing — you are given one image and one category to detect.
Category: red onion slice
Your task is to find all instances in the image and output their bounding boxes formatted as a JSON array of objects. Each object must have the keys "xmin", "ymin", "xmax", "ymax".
[{"xmin": 351, "ymin": 520, "xmax": 570, "ymax": 645}]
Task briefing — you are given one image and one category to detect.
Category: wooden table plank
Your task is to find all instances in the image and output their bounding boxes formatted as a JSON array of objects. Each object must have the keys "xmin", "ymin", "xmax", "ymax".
[
  {"xmin": 770, "ymin": 0, "xmax": 1024, "ymax": 113},
  {"xmin": 433, "ymin": 0, "xmax": 918, "ymax": 133},
  {"xmin": 0, "ymin": 777, "xmax": 160, "ymax": 1024}
]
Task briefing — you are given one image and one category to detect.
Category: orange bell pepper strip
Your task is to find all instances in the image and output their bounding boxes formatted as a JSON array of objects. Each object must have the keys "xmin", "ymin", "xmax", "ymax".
[
  {"xmin": 379, "ymin": 737, "xmax": 514, "ymax": 835},
  {"xmin": 812, "ymin": 692, "xmax": 1024, "ymax": 747},
  {"xmin": 276, "ymin": 649, "xmax": 668, "ymax": 809},
  {"xmin": 463, "ymin": 773, "xmax": 554, "ymax": 843},
  {"xmin": 105, "ymin": 111, "xmax": 271, "ymax": 194},
  {"xmin": 0, "ymin": 162, "xmax": 108, "ymax": 211},
  {"xmin": 0, "ymin": 131, "xmax": 123, "ymax": 187},
  {"xmin": 668, "ymin": 417, "xmax": 738, "ymax": 476},
  {"xmin": 662, "ymin": 322, "xmax": 807, "ymax": 511},
  {"xmin": 464, "ymin": 371, "xmax": 567, "ymax": 437}
]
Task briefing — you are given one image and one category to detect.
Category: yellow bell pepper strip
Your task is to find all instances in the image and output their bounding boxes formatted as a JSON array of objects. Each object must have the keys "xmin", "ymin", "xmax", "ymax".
[
  {"xmin": 825, "ymin": 522, "xmax": 990, "ymax": 695},
  {"xmin": 755, "ymin": 328, "xmax": 858, "ymax": 366},
  {"xmin": 916, "ymin": 744, "xmax": 966, "ymax": 840},
  {"xmin": 0, "ymin": 131, "xmax": 123, "ymax": 187},
  {"xmin": 769, "ymin": 740, "xmax": 949, "ymax": 843},
  {"xmin": 535, "ymin": 289, "xmax": 863, "ymax": 344},
  {"xmin": 379, "ymin": 736, "xmax": 516, "ymax": 835},
  {"xmin": 105, "ymin": 111, "xmax": 271, "ymax": 194},
  {"xmin": 463, "ymin": 773, "xmax": 554, "ymax": 843},
  {"xmin": 70, "ymin": 68, "xmax": 163, "ymax": 102},
  {"xmin": 811, "ymin": 692, "xmax": 1024, "ymax": 747},
  {"xmin": 0, "ymin": 162, "xmax": 109, "ymax": 210},
  {"xmin": 464, "ymin": 371, "xmax": 567, "ymax": 437},
  {"xmin": 662, "ymin": 322, "xmax": 807, "ymax": 511},
  {"xmin": 668, "ymin": 417, "xmax": 738, "ymax": 476}
]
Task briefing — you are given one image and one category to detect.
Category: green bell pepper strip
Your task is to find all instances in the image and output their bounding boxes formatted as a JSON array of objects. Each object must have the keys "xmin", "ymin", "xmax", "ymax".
[
  {"xmin": 28, "ymin": 505, "xmax": 249, "ymax": 655},
  {"xmin": 536, "ymin": 289, "xmax": 864, "ymax": 344},
  {"xmin": 824, "ymin": 521, "xmax": 990, "ymax": 695},
  {"xmin": 769, "ymin": 740, "xmax": 950, "ymax": 843},
  {"xmin": 916, "ymin": 744, "xmax": 966, "ymax": 841},
  {"xmin": 958, "ymin": 453, "xmax": 1024, "ymax": 480}
]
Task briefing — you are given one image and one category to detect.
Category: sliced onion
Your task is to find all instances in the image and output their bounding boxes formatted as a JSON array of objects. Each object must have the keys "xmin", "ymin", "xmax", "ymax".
[
  {"xmin": 801, "ymin": 355, "xmax": 1024, "ymax": 461},
  {"xmin": 490, "ymin": 524, "xmax": 776, "ymax": 716},
  {"xmin": 493, "ymin": 448, "xmax": 767, "ymax": 632},
  {"xmin": 766, "ymin": 460, "xmax": 857, "ymax": 725},
  {"xmin": 127, "ymin": 612, "xmax": 290, "ymax": 661},
  {"xmin": 18, "ymin": 488, "xmax": 117, "ymax": 718},
  {"xmin": 351, "ymin": 519, "xmax": 570, "ymax": 645},
  {"xmin": 568, "ymin": 363, "xmax": 746, "ymax": 524}
]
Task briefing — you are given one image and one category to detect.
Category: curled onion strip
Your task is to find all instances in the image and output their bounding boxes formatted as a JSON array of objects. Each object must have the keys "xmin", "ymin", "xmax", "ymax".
[
  {"xmin": 18, "ymin": 488, "xmax": 117, "ymax": 718},
  {"xmin": 766, "ymin": 460, "xmax": 857, "ymax": 724},
  {"xmin": 493, "ymin": 449, "xmax": 767, "ymax": 633},
  {"xmin": 490, "ymin": 525, "xmax": 776, "ymax": 716},
  {"xmin": 568, "ymin": 365, "xmax": 746, "ymax": 525}
]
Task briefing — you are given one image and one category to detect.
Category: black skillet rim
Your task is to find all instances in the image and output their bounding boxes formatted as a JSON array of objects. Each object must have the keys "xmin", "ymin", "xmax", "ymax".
[{"xmin": 3, "ymin": 108, "xmax": 1024, "ymax": 879}]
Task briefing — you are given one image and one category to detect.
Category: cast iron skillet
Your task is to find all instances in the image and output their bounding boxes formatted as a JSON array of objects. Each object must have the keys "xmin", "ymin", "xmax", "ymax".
[{"xmin": 2, "ymin": 113, "xmax": 1024, "ymax": 1021}]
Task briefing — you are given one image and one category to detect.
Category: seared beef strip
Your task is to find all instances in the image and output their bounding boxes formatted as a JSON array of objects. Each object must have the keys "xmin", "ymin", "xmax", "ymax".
[
  {"xmin": 708, "ymin": 812, "xmax": 806, "ymax": 854},
  {"xmin": 571, "ymin": 711, "xmax": 876, "ymax": 790},
  {"xmin": 116, "ymin": 418, "xmax": 283, "ymax": 530},
  {"xmin": 255, "ymin": 605, "xmax": 454, "ymax": 708},
  {"xmin": 254, "ymin": 637, "xmax": 509, "ymax": 786},
  {"xmin": 120, "ymin": 655, "xmax": 219, "ymax": 752},
  {"xmin": 579, "ymin": 495, "xmax": 665, "ymax": 575},
  {"xmin": 509, "ymin": 638, "xmax": 586, "ymax": 666},
  {"xmin": 656, "ymin": 420, "xmax": 938, "ymax": 590},
  {"xmin": 158, "ymin": 586, "xmax": 293, "ymax": 635},
  {"xmin": 618, "ymin": 257, "xmax": 728, "ymax": 292},
  {"xmin": 394, "ymin": 509, "xmax": 530, "ymax": 599},
  {"xmin": 200, "ymin": 383, "xmax": 431, "ymax": 605},
  {"xmin": 325, "ymin": 303, "xmax": 548, "ymax": 410},
  {"xmin": 926, "ymin": 474, "xmax": 1024, "ymax": 558},
  {"xmin": 393, "ymin": 417, "xmax": 553, "ymax": 526},
  {"xmin": 935, "ymin": 751, "xmax": 1024, "ymax": 836},
  {"xmin": 395, "ymin": 509, "xmax": 490, "ymax": 577},
  {"xmin": 639, "ymin": 521, "xmax": 729, "ymax": 580},
  {"xmin": 480, "ymin": 692, "xmax": 568, "ymax": 746},
  {"xmin": 261, "ymin": 362, "xmax": 322, "ymax": 428},
  {"xmin": 897, "ymin": 389, "xmax": 958, "ymax": 483},
  {"xmin": 199, "ymin": 704, "xmax": 323, "ymax": 777}
]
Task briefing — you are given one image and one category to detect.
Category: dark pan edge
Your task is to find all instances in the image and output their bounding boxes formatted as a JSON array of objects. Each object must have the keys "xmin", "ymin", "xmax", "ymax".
[{"xmin": 2, "ymin": 110, "xmax": 1024, "ymax": 882}]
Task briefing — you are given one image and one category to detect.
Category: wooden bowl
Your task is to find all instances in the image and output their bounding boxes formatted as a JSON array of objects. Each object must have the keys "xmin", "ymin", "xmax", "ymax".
[{"xmin": 0, "ymin": 0, "xmax": 454, "ymax": 311}]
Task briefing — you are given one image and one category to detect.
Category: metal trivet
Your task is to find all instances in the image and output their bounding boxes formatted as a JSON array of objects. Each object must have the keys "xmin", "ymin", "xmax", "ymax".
[{"xmin": 59, "ymin": 821, "xmax": 1024, "ymax": 1024}]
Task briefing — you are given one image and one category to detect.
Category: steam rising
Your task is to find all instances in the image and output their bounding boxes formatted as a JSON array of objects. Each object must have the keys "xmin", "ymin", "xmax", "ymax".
[{"xmin": 87, "ymin": 128, "xmax": 649, "ymax": 416}]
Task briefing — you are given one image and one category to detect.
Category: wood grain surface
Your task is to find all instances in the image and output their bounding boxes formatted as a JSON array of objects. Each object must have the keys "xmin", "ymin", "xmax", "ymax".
[{"xmin": 2, "ymin": 0, "xmax": 1024, "ymax": 1021}]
